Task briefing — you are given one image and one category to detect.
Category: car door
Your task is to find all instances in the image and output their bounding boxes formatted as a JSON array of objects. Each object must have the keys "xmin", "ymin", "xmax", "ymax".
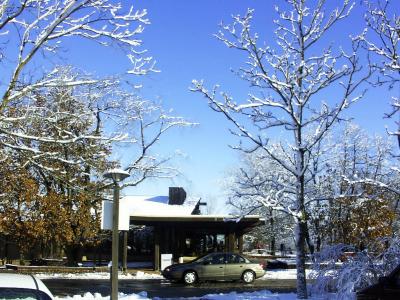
[
  {"xmin": 198, "ymin": 253, "xmax": 226, "ymax": 280},
  {"xmin": 225, "ymin": 254, "xmax": 247, "ymax": 280}
]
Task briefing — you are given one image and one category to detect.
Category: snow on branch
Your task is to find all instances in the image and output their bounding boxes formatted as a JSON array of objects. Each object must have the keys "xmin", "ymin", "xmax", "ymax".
[
  {"xmin": 0, "ymin": 67, "xmax": 193, "ymax": 186},
  {"xmin": 0, "ymin": 0, "xmax": 156, "ymax": 111},
  {"xmin": 311, "ymin": 238, "xmax": 400, "ymax": 300},
  {"xmin": 193, "ymin": 3, "xmax": 373, "ymax": 296},
  {"xmin": 119, "ymin": 102, "xmax": 194, "ymax": 188},
  {"xmin": 359, "ymin": 0, "xmax": 400, "ymax": 144}
]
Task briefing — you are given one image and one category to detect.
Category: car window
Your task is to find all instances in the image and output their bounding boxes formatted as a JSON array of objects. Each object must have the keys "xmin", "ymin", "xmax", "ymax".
[
  {"xmin": 210, "ymin": 254, "xmax": 226, "ymax": 264},
  {"xmin": 0, "ymin": 288, "xmax": 52, "ymax": 300},
  {"xmin": 201, "ymin": 253, "xmax": 225, "ymax": 265},
  {"xmin": 226, "ymin": 254, "xmax": 246, "ymax": 264},
  {"xmin": 194, "ymin": 253, "xmax": 213, "ymax": 263}
]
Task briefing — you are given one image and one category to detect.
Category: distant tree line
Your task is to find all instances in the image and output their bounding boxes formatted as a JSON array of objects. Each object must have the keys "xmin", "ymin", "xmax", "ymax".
[{"xmin": 227, "ymin": 124, "xmax": 399, "ymax": 254}]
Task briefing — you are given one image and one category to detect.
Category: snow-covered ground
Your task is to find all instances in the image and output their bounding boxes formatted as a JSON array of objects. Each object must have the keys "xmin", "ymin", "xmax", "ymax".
[
  {"xmin": 261, "ymin": 269, "xmax": 313, "ymax": 280},
  {"xmin": 36, "ymin": 268, "xmax": 311, "ymax": 281},
  {"xmin": 36, "ymin": 271, "xmax": 163, "ymax": 280},
  {"xmin": 37, "ymin": 269, "xmax": 322, "ymax": 299},
  {"xmin": 81, "ymin": 262, "xmax": 153, "ymax": 268},
  {"xmin": 54, "ymin": 290, "xmax": 306, "ymax": 300}
]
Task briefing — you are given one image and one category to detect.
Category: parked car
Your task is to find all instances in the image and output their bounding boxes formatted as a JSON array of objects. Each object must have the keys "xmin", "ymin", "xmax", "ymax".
[
  {"xmin": 339, "ymin": 251, "xmax": 356, "ymax": 262},
  {"xmin": 356, "ymin": 264, "xmax": 400, "ymax": 300},
  {"xmin": 0, "ymin": 273, "xmax": 54, "ymax": 299},
  {"xmin": 162, "ymin": 252, "xmax": 265, "ymax": 284},
  {"xmin": 30, "ymin": 258, "xmax": 65, "ymax": 266},
  {"xmin": 266, "ymin": 259, "xmax": 289, "ymax": 269},
  {"xmin": 249, "ymin": 249, "xmax": 269, "ymax": 256}
]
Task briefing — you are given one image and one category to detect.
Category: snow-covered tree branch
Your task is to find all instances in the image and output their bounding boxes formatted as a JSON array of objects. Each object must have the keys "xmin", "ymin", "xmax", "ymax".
[
  {"xmin": 359, "ymin": 0, "xmax": 400, "ymax": 145},
  {"xmin": 114, "ymin": 99, "xmax": 194, "ymax": 188},
  {"xmin": 192, "ymin": 1, "xmax": 371, "ymax": 298},
  {"xmin": 311, "ymin": 237, "xmax": 400, "ymax": 299},
  {"xmin": 0, "ymin": 0, "xmax": 157, "ymax": 112}
]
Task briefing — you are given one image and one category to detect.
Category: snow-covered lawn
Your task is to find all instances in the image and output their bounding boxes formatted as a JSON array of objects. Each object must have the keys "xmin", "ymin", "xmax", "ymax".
[
  {"xmin": 262, "ymin": 269, "xmax": 313, "ymax": 280},
  {"xmin": 54, "ymin": 290, "xmax": 303, "ymax": 300},
  {"xmin": 36, "ymin": 271, "xmax": 163, "ymax": 280},
  {"xmin": 36, "ymin": 268, "xmax": 313, "ymax": 281},
  {"xmin": 37, "ymin": 269, "xmax": 327, "ymax": 299},
  {"xmin": 36, "ymin": 268, "xmax": 309, "ymax": 281}
]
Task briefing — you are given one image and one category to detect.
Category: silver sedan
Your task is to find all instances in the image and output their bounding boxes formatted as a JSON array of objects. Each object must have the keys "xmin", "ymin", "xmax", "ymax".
[{"xmin": 162, "ymin": 252, "xmax": 266, "ymax": 284}]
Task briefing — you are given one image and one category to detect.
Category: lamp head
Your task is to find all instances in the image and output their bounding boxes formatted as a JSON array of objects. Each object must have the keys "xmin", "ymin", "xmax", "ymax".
[{"xmin": 103, "ymin": 168, "xmax": 130, "ymax": 182}]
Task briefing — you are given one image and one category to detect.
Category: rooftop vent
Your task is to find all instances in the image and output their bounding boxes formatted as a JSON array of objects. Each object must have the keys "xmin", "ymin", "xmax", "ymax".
[{"xmin": 169, "ymin": 187, "xmax": 186, "ymax": 205}]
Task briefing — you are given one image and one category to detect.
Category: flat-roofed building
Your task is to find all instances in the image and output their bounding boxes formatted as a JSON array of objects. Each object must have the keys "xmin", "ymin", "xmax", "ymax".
[{"xmin": 102, "ymin": 187, "xmax": 264, "ymax": 270}]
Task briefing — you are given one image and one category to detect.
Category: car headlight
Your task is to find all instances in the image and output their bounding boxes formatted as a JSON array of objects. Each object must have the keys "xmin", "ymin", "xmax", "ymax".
[{"xmin": 164, "ymin": 268, "xmax": 171, "ymax": 272}]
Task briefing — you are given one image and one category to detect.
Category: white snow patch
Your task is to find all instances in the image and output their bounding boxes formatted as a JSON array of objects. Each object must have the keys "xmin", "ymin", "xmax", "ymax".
[
  {"xmin": 36, "ymin": 268, "xmax": 308, "ymax": 281},
  {"xmin": 36, "ymin": 271, "xmax": 162, "ymax": 280},
  {"xmin": 55, "ymin": 291, "xmax": 149, "ymax": 300},
  {"xmin": 261, "ymin": 268, "xmax": 313, "ymax": 280},
  {"xmin": 54, "ymin": 290, "xmax": 329, "ymax": 299},
  {"xmin": 174, "ymin": 290, "xmax": 299, "ymax": 299}
]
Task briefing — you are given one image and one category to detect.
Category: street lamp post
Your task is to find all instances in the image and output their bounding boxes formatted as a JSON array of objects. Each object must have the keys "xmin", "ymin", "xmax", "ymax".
[{"xmin": 103, "ymin": 169, "xmax": 130, "ymax": 300}]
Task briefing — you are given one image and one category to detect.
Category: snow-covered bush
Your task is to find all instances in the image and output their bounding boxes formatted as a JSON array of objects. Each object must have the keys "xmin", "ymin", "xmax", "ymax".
[{"xmin": 310, "ymin": 238, "xmax": 400, "ymax": 300}]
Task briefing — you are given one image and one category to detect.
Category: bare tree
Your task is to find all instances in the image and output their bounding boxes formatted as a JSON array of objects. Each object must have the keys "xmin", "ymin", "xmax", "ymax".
[
  {"xmin": 192, "ymin": 1, "xmax": 371, "ymax": 297},
  {"xmin": 0, "ymin": 0, "xmax": 165, "ymax": 177},
  {"xmin": 226, "ymin": 149, "xmax": 295, "ymax": 254},
  {"xmin": 359, "ymin": 0, "xmax": 400, "ymax": 144},
  {"xmin": 0, "ymin": 1, "xmax": 194, "ymax": 262},
  {"xmin": 0, "ymin": 68, "xmax": 192, "ymax": 186},
  {"xmin": 0, "ymin": 0, "xmax": 157, "ymax": 111},
  {"xmin": 0, "ymin": 71, "xmax": 193, "ymax": 262},
  {"xmin": 111, "ymin": 97, "xmax": 193, "ymax": 188}
]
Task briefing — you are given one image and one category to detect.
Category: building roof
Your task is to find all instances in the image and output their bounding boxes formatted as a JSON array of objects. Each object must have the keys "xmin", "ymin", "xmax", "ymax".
[
  {"xmin": 101, "ymin": 192, "xmax": 264, "ymax": 234},
  {"xmin": 101, "ymin": 194, "xmax": 201, "ymax": 231},
  {"xmin": 120, "ymin": 195, "xmax": 200, "ymax": 217},
  {"xmin": 129, "ymin": 215, "xmax": 264, "ymax": 234}
]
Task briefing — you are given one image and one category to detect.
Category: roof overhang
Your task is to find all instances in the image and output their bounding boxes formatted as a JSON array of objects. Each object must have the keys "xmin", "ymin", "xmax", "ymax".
[{"xmin": 129, "ymin": 215, "xmax": 264, "ymax": 234}]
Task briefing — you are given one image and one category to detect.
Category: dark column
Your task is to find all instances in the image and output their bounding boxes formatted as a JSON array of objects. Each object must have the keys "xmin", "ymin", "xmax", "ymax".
[
  {"xmin": 213, "ymin": 234, "xmax": 218, "ymax": 252},
  {"xmin": 227, "ymin": 232, "xmax": 236, "ymax": 252},
  {"xmin": 171, "ymin": 227, "xmax": 176, "ymax": 260},
  {"xmin": 161, "ymin": 227, "xmax": 166, "ymax": 254},
  {"xmin": 202, "ymin": 235, "xmax": 207, "ymax": 254},
  {"xmin": 238, "ymin": 234, "xmax": 244, "ymax": 253},
  {"xmin": 122, "ymin": 231, "xmax": 128, "ymax": 273},
  {"xmin": 154, "ymin": 227, "xmax": 160, "ymax": 271},
  {"xmin": 175, "ymin": 229, "xmax": 183, "ymax": 258},
  {"xmin": 165, "ymin": 227, "xmax": 171, "ymax": 253}
]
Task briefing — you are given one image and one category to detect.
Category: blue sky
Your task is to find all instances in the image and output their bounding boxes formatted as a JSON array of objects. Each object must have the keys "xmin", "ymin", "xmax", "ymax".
[{"xmin": 60, "ymin": 1, "xmax": 396, "ymax": 213}]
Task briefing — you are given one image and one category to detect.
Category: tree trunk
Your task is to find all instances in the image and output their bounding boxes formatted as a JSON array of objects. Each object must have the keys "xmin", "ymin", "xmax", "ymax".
[
  {"xmin": 65, "ymin": 244, "xmax": 83, "ymax": 266},
  {"xmin": 295, "ymin": 221, "xmax": 308, "ymax": 299},
  {"xmin": 295, "ymin": 138, "xmax": 308, "ymax": 298},
  {"xmin": 270, "ymin": 209, "xmax": 275, "ymax": 255},
  {"xmin": 316, "ymin": 236, "xmax": 321, "ymax": 253},
  {"xmin": 304, "ymin": 221, "xmax": 315, "ymax": 256},
  {"xmin": 270, "ymin": 237, "xmax": 276, "ymax": 256}
]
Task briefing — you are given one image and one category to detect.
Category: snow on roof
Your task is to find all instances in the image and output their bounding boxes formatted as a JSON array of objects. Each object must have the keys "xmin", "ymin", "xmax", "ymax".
[
  {"xmin": 120, "ymin": 195, "xmax": 199, "ymax": 217},
  {"xmin": 102, "ymin": 194, "xmax": 200, "ymax": 231}
]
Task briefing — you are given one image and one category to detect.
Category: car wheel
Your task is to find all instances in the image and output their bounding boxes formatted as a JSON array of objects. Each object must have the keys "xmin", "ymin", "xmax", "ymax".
[
  {"xmin": 242, "ymin": 270, "xmax": 255, "ymax": 284},
  {"xmin": 183, "ymin": 271, "xmax": 197, "ymax": 285}
]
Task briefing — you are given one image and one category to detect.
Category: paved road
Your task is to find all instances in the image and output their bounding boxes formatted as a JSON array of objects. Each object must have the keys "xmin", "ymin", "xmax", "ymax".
[{"xmin": 43, "ymin": 278, "xmax": 297, "ymax": 298}]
